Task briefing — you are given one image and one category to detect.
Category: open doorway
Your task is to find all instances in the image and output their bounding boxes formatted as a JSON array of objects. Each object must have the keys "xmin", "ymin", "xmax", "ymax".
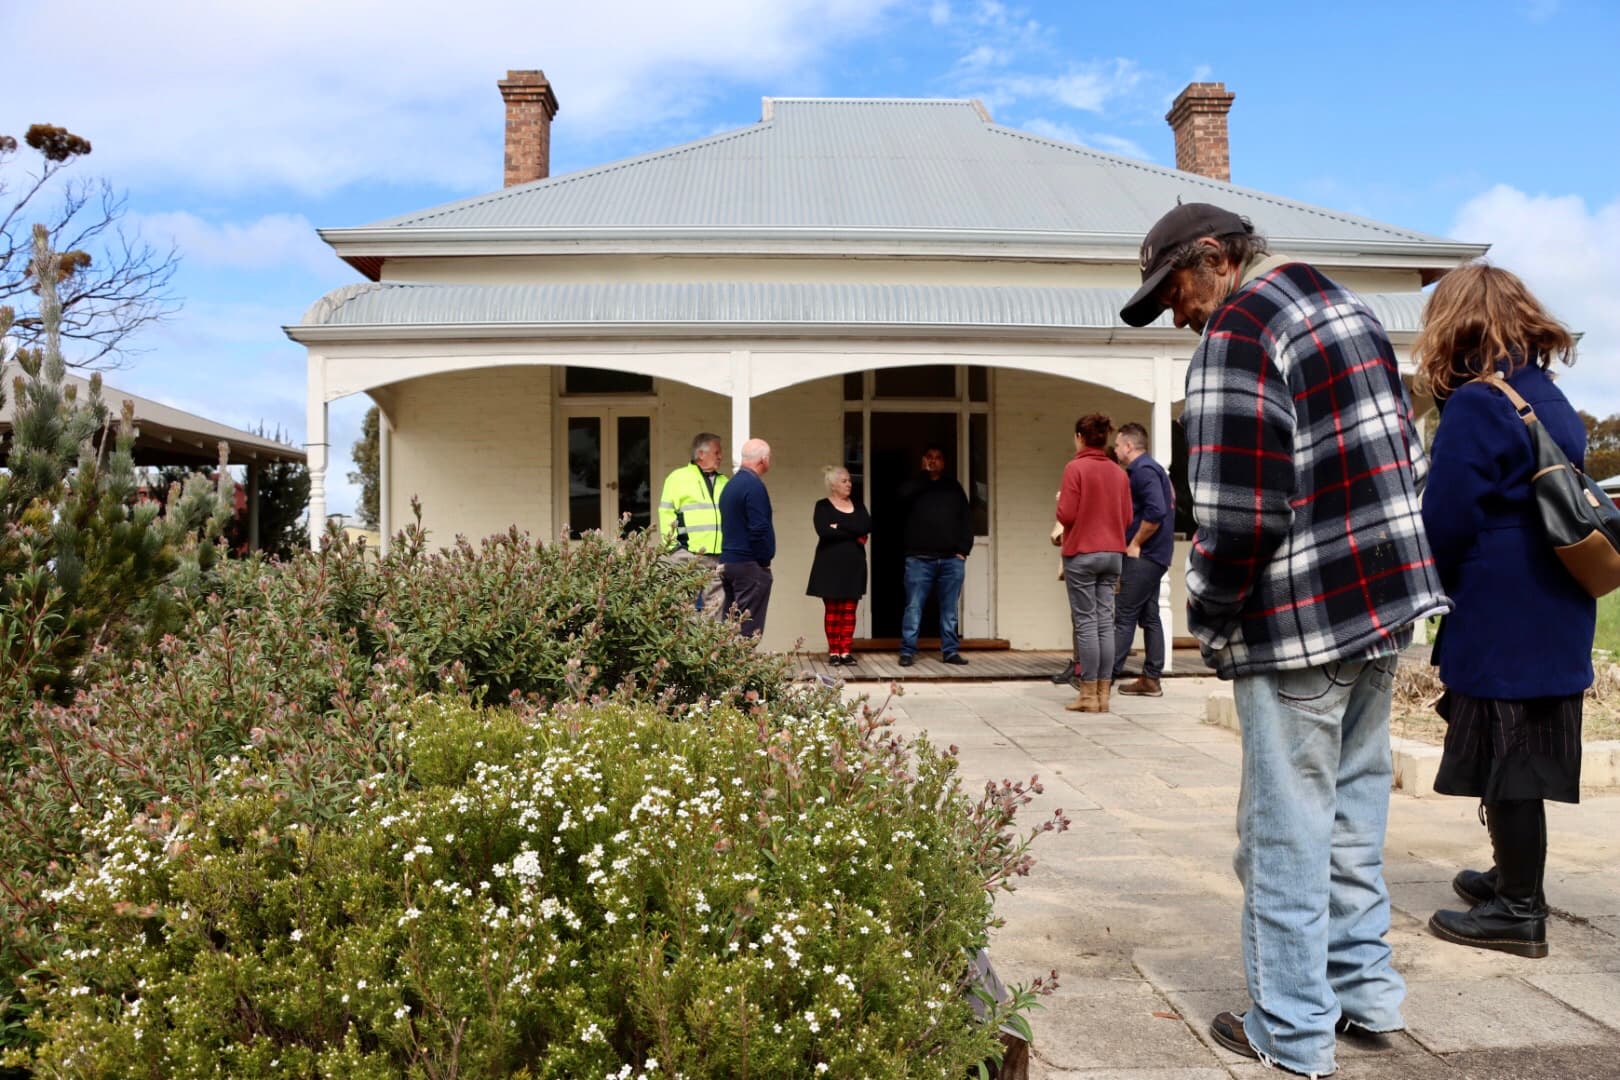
[{"xmin": 867, "ymin": 411, "xmax": 959, "ymax": 638}]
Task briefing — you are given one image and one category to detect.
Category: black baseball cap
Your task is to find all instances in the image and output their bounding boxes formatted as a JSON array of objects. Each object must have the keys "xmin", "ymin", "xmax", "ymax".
[{"xmin": 1120, "ymin": 203, "xmax": 1254, "ymax": 327}]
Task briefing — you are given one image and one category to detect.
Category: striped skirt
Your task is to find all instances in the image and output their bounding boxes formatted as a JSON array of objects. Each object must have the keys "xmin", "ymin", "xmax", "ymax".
[{"xmin": 1432, "ymin": 690, "xmax": 1584, "ymax": 804}]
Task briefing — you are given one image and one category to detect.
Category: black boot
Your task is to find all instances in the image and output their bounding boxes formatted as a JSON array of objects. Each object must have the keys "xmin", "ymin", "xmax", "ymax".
[
  {"xmin": 1430, "ymin": 800, "xmax": 1548, "ymax": 958},
  {"xmin": 1452, "ymin": 866, "xmax": 1498, "ymax": 906},
  {"xmin": 1050, "ymin": 662, "xmax": 1080, "ymax": 687}
]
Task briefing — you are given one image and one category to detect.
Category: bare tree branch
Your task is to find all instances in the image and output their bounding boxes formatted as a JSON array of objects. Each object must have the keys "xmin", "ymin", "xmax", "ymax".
[{"xmin": 0, "ymin": 125, "xmax": 182, "ymax": 371}]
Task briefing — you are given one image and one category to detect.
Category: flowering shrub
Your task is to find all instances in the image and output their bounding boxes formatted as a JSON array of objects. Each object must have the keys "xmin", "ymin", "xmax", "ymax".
[
  {"xmin": 8, "ymin": 696, "xmax": 1064, "ymax": 1078},
  {"xmin": 0, "ymin": 522, "xmax": 787, "ymax": 1057}
]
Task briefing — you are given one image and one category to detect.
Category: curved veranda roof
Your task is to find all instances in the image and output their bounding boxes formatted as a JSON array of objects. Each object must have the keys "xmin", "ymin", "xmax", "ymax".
[{"xmin": 287, "ymin": 280, "xmax": 1430, "ymax": 343}]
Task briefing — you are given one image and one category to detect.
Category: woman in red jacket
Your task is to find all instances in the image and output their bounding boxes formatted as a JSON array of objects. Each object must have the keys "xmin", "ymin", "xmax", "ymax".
[{"xmin": 1056, "ymin": 413, "xmax": 1134, "ymax": 713}]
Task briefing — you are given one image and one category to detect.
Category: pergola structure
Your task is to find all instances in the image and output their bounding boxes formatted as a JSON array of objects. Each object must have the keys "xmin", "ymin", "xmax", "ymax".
[{"xmin": 1, "ymin": 363, "xmax": 306, "ymax": 550}]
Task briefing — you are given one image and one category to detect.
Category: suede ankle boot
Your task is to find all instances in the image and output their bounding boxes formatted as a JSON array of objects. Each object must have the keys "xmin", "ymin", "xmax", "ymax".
[
  {"xmin": 1430, "ymin": 800, "xmax": 1548, "ymax": 958},
  {"xmin": 1095, "ymin": 679, "xmax": 1112, "ymax": 713},
  {"xmin": 1064, "ymin": 681, "xmax": 1097, "ymax": 712}
]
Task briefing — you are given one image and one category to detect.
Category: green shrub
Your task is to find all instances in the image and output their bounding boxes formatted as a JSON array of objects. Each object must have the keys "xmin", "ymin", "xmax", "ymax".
[
  {"xmin": 0, "ymin": 521, "xmax": 790, "ymax": 1058},
  {"xmin": 9, "ymin": 696, "xmax": 1064, "ymax": 1078},
  {"xmin": 0, "ymin": 230, "xmax": 234, "ymax": 719}
]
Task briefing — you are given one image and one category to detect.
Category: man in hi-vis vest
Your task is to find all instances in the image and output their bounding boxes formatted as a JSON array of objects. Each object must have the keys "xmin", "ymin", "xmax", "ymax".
[{"xmin": 658, "ymin": 432, "xmax": 728, "ymax": 616}]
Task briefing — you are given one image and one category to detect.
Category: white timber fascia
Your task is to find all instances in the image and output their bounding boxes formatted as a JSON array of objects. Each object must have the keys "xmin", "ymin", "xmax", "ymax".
[{"xmin": 316, "ymin": 226, "xmax": 1489, "ymax": 274}]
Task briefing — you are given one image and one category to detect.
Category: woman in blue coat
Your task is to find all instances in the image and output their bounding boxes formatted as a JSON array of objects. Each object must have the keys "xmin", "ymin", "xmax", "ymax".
[{"xmin": 1417, "ymin": 263, "xmax": 1595, "ymax": 959}]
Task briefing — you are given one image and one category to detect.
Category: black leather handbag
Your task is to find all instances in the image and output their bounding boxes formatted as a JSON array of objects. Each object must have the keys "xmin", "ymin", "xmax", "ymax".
[{"xmin": 1480, "ymin": 371, "xmax": 1620, "ymax": 598}]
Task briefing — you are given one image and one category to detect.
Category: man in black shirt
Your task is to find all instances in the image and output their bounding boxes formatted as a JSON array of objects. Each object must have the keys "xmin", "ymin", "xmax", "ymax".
[{"xmin": 897, "ymin": 445, "xmax": 974, "ymax": 667}]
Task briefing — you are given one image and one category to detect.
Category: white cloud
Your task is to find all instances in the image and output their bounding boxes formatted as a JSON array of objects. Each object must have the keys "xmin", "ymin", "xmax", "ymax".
[
  {"xmin": 1452, "ymin": 184, "xmax": 1620, "ymax": 415},
  {"xmin": 929, "ymin": 0, "xmax": 952, "ymax": 26},
  {"xmin": 130, "ymin": 212, "xmax": 341, "ymax": 275},
  {"xmin": 7, "ymin": 0, "xmax": 899, "ymax": 196},
  {"xmin": 972, "ymin": 59, "xmax": 1142, "ymax": 113}
]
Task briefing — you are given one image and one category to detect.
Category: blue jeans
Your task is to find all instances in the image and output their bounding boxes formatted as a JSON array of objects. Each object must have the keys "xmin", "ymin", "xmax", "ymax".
[
  {"xmin": 1234, "ymin": 655, "xmax": 1405, "ymax": 1076},
  {"xmin": 901, "ymin": 555, "xmax": 965, "ymax": 657},
  {"xmin": 1112, "ymin": 556, "xmax": 1167, "ymax": 679}
]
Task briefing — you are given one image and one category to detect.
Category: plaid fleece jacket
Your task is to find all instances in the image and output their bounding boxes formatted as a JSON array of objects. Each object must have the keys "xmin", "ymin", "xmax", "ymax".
[{"xmin": 1183, "ymin": 260, "xmax": 1448, "ymax": 678}]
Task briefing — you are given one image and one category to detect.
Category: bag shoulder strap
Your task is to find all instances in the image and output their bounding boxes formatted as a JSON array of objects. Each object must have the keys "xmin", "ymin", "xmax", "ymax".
[{"xmin": 1475, "ymin": 370, "xmax": 1538, "ymax": 426}]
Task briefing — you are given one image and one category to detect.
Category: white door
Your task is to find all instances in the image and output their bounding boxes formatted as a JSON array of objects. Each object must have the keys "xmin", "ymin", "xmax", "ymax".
[
  {"xmin": 961, "ymin": 410, "xmax": 993, "ymax": 638},
  {"xmin": 560, "ymin": 409, "xmax": 655, "ymax": 538}
]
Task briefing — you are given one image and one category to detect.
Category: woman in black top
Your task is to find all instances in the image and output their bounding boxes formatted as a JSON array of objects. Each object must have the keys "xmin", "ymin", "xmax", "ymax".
[{"xmin": 806, "ymin": 465, "xmax": 871, "ymax": 666}]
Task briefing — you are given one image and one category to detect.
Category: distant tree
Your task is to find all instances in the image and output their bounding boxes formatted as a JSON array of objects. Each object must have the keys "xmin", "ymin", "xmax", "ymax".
[
  {"xmin": 349, "ymin": 403, "xmax": 380, "ymax": 529},
  {"xmin": 1, "ymin": 124, "xmax": 180, "ymax": 368},
  {"xmin": 158, "ymin": 433, "xmax": 311, "ymax": 560},
  {"xmin": 1579, "ymin": 411, "xmax": 1620, "ymax": 482}
]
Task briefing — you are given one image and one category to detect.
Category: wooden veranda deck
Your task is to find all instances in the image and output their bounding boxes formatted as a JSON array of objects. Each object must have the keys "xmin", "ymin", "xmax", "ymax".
[{"xmin": 789, "ymin": 648, "xmax": 1208, "ymax": 682}]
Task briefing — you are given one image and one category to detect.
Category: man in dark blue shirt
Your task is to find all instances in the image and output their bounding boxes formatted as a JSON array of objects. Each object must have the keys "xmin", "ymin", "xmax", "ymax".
[
  {"xmin": 718, "ymin": 438, "xmax": 775, "ymax": 638},
  {"xmin": 1111, "ymin": 423, "xmax": 1174, "ymax": 695}
]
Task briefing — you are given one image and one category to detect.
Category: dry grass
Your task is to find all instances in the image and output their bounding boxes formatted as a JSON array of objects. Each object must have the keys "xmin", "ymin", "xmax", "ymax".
[{"xmin": 1391, "ymin": 660, "xmax": 1620, "ymax": 745}]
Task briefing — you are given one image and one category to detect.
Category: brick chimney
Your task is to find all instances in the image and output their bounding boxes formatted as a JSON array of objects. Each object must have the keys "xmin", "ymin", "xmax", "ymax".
[
  {"xmin": 1166, "ymin": 82, "xmax": 1235, "ymax": 182},
  {"xmin": 498, "ymin": 69, "xmax": 560, "ymax": 187}
]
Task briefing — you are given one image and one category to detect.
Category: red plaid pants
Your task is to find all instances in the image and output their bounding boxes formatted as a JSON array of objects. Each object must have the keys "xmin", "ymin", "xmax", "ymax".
[{"xmin": 823, "ymin": 598, "xmax": 858, "ymax": 655}]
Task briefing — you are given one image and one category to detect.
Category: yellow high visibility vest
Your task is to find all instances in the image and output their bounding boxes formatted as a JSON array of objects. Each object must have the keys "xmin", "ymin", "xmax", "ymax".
[{"xmin": 658, "ymin": 463, "xmax": 727, "ymax": 555}]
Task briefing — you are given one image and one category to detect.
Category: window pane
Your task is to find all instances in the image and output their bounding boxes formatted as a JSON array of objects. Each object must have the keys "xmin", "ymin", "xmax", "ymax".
[
  {"xmin": 565, "ymin": 367, "xmax": 654, "ymax": 395},
  {"xmin": 843, "ymin": 411, "xmax": 864, "ymax": 502},
  {"xmin": 844, "ymin": 372, "xmax": 863, "ymax": 400},
  {"xmin": 969, "ymin": 413, "xmax": 989, "ymax": 537},
  {"xmin": 566, "ymin": 417, "xmax": 602, "ymax": 537},
  {"xmin": 873, "ymin": 364, "xmax": 956, "ymax": 398},
  {"xmin": 968, "ymin": 366, "xmax": 989, "ymax": 402},
  {"xmin": 617, "ymin": 416, "xmax": 652, "ymax": 534}
]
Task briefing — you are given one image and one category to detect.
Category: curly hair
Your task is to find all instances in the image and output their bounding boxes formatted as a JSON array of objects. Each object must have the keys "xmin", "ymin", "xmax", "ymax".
[
  {"xmin": 1413, "ymin": 262, "xmax": 1576, "ymax": 399},
  {"xmin": 1075, "ymin": 413, "xmax": 1113, "ymax": 448}
]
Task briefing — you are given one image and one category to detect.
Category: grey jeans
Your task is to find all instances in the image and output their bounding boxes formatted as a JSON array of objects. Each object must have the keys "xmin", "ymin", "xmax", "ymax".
[
  {"xmin": 1063, "ymin": 551, "xmax": 1122, "ymax": 680},
  {"xmin": 663, "ymin": 548, "xmax": 724, "ymax": 618}
]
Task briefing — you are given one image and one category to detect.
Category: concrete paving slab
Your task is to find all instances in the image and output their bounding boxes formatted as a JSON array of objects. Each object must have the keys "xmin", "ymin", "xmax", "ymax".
[
  {"xmin": 1525, "ymin": 972, "xmax": 1620, "ymax": 1030},
  {"xmin": 1036, "ymin": 1069, "xmax": 1229, "ymax": 1080},
  {"xmin": 1027, "ymin": 985, "xmax": 1216, "ymax": 1071},
  {"xmin": 848, "ymin": 678, "xmax": 1620, "ymax": 1073},
  {"xmin": 1227, "ymin": 1061, "xmax": 1459, "ymax": 1079},
  {"xmin": 1440, "ymin": 1045, "xmax": 1620, "ymax": 1079},
  {"xmin": 1130, "ymin": 947, "xmax": 1248, "ymax": 993},
  {"xmin": 1402, "ymin": 978, "xmax": 1615, "ymax": 1053}
]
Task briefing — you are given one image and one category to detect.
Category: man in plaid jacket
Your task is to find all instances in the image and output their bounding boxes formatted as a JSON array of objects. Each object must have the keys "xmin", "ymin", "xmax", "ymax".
[{"xmin": 1121, "ymin": 203, "xmax": 1448, "ymax": 1077}]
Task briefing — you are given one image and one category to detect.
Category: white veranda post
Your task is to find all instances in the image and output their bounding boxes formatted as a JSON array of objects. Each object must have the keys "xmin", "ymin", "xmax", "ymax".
[
  {"xmin": 306, "ymin": 353, "xmax": 328, "ymax": 549},
  {"xmin": 729, "ymin": 350, "xmax": 752, "ymax": 470},
  {"xmin": 1153, "ymin": 354, "xmax": 1176, "ymax": 674}
]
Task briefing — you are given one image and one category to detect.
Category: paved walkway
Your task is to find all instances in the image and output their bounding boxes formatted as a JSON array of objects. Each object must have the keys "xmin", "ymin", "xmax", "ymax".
[{"xmin": 846, "ymin": 677, "xmax": 1620, "ymax": 1079}]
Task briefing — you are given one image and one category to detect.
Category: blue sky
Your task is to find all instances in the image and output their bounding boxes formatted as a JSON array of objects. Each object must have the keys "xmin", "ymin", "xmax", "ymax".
[{"xmin": 8, "ymin": 0, "xmax": 1619, "ymax": 515}]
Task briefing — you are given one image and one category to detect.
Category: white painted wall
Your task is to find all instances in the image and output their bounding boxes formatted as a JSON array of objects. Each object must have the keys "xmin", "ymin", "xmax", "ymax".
[
  {"xmin": 382, "ymin": 367, "xmax": 554, "ymax": 544},
  {"xmin": 991, "ymin": 369, "xmax": 1169, "ymax": 651},
  {"xmin": 374, "ymin": 362, "xmax": 1202, "ymax": 655}
]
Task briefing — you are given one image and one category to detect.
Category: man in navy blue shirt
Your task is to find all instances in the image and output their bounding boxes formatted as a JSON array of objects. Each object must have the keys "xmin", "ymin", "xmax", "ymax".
[
  {"xmin": 718, "ymin": 438, "xmax": 775, "ymax": 638},
  {"xmin": 1111, "ymin": 423, "xmax": 1174, "ymax": 695}
]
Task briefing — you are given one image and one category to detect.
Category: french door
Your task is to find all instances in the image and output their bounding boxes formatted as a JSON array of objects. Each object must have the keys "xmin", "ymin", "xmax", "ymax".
[{"xmin": 559, "ymin": 409, "xmax": 654, "ymax": 539}]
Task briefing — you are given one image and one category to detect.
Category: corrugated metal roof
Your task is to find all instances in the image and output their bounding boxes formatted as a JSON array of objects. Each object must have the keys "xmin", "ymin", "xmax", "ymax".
[
  {"xmin": 294, "ymin": 280, "xmax": 1429, "ymax": 336},
  {"xmin": 347, "ymin": 99, "xmax": 1455, "ymax": 248},
  {"xmin": 0, "ymin": 363, "xmax": 306, "ymax": 464}
]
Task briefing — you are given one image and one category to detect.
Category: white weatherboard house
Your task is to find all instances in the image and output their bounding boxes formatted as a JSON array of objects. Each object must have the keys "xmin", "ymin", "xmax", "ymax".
[{"xmin": 288, "ymin": 75, "xmax": 1486, "ymax": 658}]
